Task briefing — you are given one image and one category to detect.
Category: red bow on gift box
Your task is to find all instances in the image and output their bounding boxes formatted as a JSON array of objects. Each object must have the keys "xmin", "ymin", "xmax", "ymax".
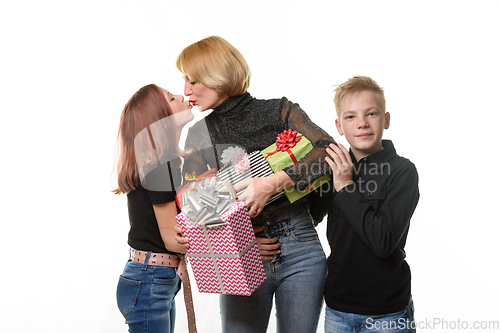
[{"xmin": 264, "ymin": 129, "xmax": 303, "ymax": 162}]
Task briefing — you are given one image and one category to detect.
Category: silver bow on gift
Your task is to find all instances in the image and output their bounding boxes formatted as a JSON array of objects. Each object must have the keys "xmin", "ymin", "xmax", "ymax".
[{"xmin": 180, "ymin": 177, "xmax": 237, "ymax": 228}]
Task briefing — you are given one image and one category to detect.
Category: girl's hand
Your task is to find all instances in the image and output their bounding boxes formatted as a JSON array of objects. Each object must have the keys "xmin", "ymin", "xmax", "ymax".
[
  {"xmin": 174, "ymin": 224, "xmax": 190, "ymax": 250},
  {"xmin": 256, "ymin": 237, "xmax": 281, "ymax": 260},
  {"xmin": 253, "ymin": 226, "xmax": 280, "ymax": 260}
]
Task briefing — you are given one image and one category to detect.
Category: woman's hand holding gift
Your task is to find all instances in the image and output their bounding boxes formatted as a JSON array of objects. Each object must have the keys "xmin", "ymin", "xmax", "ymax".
[{"xmin": 235, "ymin": 171, "xmax": 294, "ymax": 218}]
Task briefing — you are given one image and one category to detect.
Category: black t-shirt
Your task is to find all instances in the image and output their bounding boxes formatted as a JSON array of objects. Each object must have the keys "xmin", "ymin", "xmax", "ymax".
[{"xmin": 127, "ymin": 159, "xmax": 182, "ymax": 254}]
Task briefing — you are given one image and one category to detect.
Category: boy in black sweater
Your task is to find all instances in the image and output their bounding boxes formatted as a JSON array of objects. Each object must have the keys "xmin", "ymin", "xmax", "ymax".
[{"xmin": 324, "ymin": 76, "xmax": 419, "ymax": 333}]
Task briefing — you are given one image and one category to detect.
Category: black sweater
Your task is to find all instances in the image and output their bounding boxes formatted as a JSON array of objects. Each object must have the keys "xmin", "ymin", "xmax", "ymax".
[
  {"xmin": 324, "ymin": 140, "xmax": 419, "ymax": 315},
  {"xmin": 183, "ymin": 92, "xmax": 334, "ymax": 192}
]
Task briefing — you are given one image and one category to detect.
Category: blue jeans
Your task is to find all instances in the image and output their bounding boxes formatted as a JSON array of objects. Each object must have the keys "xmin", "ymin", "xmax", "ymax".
[
  {"xmin": 116, "ymin": 258, "xmax": 181, "ymax": 333},
  {"xmin": 220, "ymin": 200, "xmax": 327, "ymax": 333},
  {"xmin": 325, "ymin": 297, "xmax": 416, "ymax": 333}
]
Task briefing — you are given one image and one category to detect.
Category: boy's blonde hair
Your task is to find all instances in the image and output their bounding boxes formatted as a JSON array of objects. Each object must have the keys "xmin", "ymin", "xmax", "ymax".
[
  {"xmin": 333, "ymin": 76, "xmax": 386, "ymax": 116},
  {"xmin": 176, "ymin": 35, "xmax": 251, "ymax": 97}
]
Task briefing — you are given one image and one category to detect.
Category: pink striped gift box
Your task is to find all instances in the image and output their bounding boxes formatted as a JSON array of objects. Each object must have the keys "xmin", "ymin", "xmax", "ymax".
[{"xmin": 176, "ymin": 201, "xmax": 267, "ymax": 296}]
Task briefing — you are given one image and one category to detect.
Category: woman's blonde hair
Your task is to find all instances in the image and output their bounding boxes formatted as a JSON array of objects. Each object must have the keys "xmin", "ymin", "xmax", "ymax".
[
  {"xmin": 113, "ymin": 84, "xmax": 182, "ymax": 194},
  {"xmin": 333, "ymin": 76, "xmax": 386, "ymax": 116},
  {"xmin": 176, "ymin": 35, "xmax": 251, "ymax": 97}
]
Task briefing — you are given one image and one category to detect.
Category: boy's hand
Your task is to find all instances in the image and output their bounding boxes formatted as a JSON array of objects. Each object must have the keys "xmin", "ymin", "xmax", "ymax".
[{"xmin": 326, "ymin": 143, "xmax": 354, "ymax": 192}]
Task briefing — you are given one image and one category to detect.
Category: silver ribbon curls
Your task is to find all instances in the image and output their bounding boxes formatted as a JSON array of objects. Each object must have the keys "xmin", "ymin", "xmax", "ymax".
[{"xmin": 180, "ymin": 177, "xmax": 237, "ymax": 228}]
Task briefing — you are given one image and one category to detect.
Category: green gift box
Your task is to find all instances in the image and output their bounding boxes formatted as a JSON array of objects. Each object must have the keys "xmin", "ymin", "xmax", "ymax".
[{"xmin": 260, "ymin": 130, "xmax": 331, "ymax": 203}]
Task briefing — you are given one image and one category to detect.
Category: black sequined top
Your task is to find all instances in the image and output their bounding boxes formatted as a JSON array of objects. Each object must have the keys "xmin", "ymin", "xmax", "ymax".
[{"xmin": 183, "ymin": 92, "xmax": 335, "ymax": 192}]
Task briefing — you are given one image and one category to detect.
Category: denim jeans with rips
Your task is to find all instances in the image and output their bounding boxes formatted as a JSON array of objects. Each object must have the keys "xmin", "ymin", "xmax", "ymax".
[
  {"xmin": 219, "ymin": 199, "xmax": 328, "ymax": 333},
  {"xmin": 116, "ymin": 258, "xmax": 181, "ymax": 333}
]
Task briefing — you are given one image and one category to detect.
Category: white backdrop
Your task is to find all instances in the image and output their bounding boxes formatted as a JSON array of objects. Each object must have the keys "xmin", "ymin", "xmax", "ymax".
[{"xmin": 2, "ymin": 1, "xmax": 499, "ymax": 332}]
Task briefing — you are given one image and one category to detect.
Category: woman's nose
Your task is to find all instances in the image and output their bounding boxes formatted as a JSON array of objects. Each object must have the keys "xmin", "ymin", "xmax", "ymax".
[{"xmin": 184, "ymin": 81, "xmax": 192, "ymax": 96}]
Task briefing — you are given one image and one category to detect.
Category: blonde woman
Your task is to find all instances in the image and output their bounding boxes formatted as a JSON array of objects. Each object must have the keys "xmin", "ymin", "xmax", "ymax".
[{"xmin": 175, "ymin": 36, "xmax": 334, "ymax": 333}]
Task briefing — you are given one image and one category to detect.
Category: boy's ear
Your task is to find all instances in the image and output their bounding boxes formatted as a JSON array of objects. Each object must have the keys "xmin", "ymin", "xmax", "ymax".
[
  {"xmin": 384, "ymin": 112, "xmax": 391, "ymax": 130},
  {"xmin": 335, "ymin": 118, "xmax": 344, "ymax": 136}
]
